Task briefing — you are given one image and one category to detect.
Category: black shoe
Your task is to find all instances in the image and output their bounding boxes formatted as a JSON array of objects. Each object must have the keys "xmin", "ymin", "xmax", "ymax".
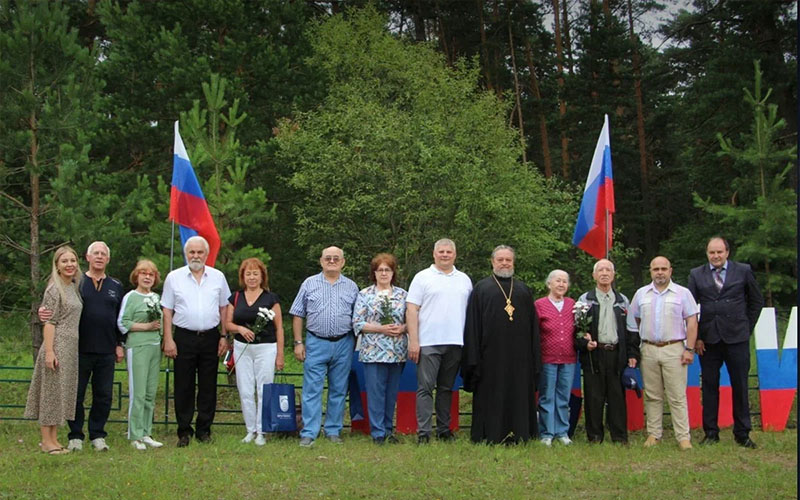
[
  {"xmin": 437, "ymin": 431, "xmax": 456, "ymax": 442},
  {"xmin": 700, "ymin": 434, "xmax": 720, "ymax": 445},
  {"xmin": 373, "ymin": 436, "xmax": 386, "ymax": 445},
  {"xmin": 417, "ymin": 434, "xmax": 430, "ymax": 444},
  {"xmin": 386, "ymin": 434, "xmax": 400, "ymax": 444},
  {"xmin": 735, "ymin": 437, "xmax": 757, "ymax": 449},
  {"xmin": 177, "ymin": 435, "xmax": 190, "ymax": 448},
  {"xmin": 196, "ymin": 434, "xmax": 212, "ymax": 444}
]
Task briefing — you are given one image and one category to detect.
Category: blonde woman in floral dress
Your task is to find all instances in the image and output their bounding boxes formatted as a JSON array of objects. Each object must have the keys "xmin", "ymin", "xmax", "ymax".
[
  {"xmin": 352, "ymin": 253, "xmax": 408, "ymax": 445},
  {"xmin": 117, "ymin": 260, "xmax": 164, "ymax": 450},
  {"xmin": 25, "ymin": 246, "xmax": 83, "ymax": 455}
]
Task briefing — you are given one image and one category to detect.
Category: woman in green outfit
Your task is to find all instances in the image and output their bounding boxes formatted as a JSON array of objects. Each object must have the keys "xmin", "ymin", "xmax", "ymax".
[{"xmin": 117, "ymin": 260, "xmax": 164, "ymax": 450}]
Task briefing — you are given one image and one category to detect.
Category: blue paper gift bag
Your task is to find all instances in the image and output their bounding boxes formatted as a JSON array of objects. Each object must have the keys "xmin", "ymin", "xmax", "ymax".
[{"xmin": 261, "ymin": 383, "xmax": 297, "ymax": 433}]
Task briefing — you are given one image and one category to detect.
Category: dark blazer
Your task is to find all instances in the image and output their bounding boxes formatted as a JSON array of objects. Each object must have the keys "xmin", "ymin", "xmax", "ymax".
[
  {"xmin": 576, "ymin": 288, "xmax": 640, "ymax": 373},
  {"xmin": 687, "ymin": 260, "xmax": 763, "ymax": 344}
]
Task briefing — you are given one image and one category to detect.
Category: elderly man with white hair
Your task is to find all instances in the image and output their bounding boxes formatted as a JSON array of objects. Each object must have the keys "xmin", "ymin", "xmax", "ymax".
[{"xmin": 161, "ymin": 236, "xmax": 231, "ymax": 447}]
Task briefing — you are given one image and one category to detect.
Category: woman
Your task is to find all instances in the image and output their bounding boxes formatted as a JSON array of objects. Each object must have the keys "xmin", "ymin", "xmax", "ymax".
[
  {"xmin": 24, "ymin": 246, "xmax": 83, "ymax": 455},
  {"xmin": 352, "ymin": 253, "xmax": 408, "ymax": 445},
  {"xmin": 117, "ymin": 260, "xmax": 164, "ymax": 450},
  {"xmin": 225, "ymin": 258, "xmax": 284, "ymax": 446},
  {"xmin": 534, "ymin": 269, "xmax": 578, "ymax": 447}
]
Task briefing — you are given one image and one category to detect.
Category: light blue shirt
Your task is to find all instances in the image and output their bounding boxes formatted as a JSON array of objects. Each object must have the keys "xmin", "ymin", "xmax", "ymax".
[{"xmin": 289, "ymin": 272, "xmax": 359, "ymax": 337}]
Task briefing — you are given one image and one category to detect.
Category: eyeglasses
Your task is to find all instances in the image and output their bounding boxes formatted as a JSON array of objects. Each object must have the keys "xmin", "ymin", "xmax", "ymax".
[
  {"xmin": 138, "ymin": 271, "xmax": 156, "ymax": 277},
  {"xmin": 375, "ymin": 268, "xmax": 393, "ymax": 274},
  {"xmin": 323, "ymin": 256, "xmax": 342, "ymax": 263}
]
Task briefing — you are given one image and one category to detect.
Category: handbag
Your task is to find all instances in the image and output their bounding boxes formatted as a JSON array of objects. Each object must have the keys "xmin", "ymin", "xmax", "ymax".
[
  {"xmin": 224, "ymin": 292, "xmax": 240, "ymax": 373},
  {"xmin": 261, "ymin": 373, "xmax": 298, "ymax": 432}
]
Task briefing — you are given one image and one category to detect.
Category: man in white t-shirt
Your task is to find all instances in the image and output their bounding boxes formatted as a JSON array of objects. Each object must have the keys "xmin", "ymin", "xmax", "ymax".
[{"xmin": 407, "ymin": 238, "xmax": 472, "ymax": 443}]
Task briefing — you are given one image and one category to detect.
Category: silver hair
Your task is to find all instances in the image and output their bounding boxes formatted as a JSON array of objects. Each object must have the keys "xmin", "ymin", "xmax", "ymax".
[
  {"xmin": 491, "ymin": 245, "xmax": 515, "ymax": 260},
  {"xmin": 434, "ymin": 238, "xmax": 456, "ymax": 252},
  {"xmin": 184, "ymin": 235, "xmax": 210, "ymax": 255},
  {"xmin": 545, "ymin": 269, "xmax": 569, "ymax": 286},
  {"xmin": 86, "ymin": 241, "xmax": 110, "ymax": 258},
  {"xmin": 592, "ymin": 259, "xmax": 615, "ymax": 273}
]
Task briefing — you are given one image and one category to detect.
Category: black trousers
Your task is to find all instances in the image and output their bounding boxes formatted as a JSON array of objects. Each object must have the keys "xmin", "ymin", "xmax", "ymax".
[
  {"xmin": 173, "ymin": 328, "xmax": 220, "ymax": 438},
  {"xmin": 68, "ymin": 352, "xmax": 116, "ymax": 441},
  {"xmin": 700, "ymin": 340, "xmax": 752, "ymax": 439},
  {"xmin": 582, "ymin": 349, "xmax": 627, "ymax": 443}
]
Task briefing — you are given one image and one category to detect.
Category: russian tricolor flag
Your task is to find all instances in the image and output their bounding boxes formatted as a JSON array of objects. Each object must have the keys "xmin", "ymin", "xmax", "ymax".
[
  {"xmin": 572, "ymin": 114, "xmax": 615, "ymax": 259},
  {"xmin": 169, "ymin": 121, "xmax": 221, "ymax": 266}
]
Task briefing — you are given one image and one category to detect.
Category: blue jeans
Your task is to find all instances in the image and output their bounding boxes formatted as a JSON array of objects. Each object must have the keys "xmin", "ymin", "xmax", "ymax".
[
  {"xmin": 538, "ymin": 363, "xmax": 576, "ymax": 439},
  {"xmin": 363, "ymin": 362, "xmax": 403, "ymax": 440},
  {"xmin": 300, "ymin": 333, "xmax": 354, "ymax": 439}
]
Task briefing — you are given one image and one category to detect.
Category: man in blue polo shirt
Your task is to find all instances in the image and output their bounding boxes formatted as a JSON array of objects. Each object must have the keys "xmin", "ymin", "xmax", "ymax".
[
  {"xmin": 290, "ymin": 246, "xmax": 359, "ymax": 447},
  {"xmin": 40, "ymin": 241, "xmax": 124, "ymax": 452}
]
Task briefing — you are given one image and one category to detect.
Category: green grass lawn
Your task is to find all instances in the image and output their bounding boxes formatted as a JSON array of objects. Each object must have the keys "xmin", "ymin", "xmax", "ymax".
[{"xmin": 1, "ymin": 315, "xmax": 797, "ymax": 499}]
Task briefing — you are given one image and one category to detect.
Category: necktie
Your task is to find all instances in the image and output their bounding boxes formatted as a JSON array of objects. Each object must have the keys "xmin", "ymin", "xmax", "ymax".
[{"xmin": 713, "ymin": 268, "xmax": 724, "ymax": 291}]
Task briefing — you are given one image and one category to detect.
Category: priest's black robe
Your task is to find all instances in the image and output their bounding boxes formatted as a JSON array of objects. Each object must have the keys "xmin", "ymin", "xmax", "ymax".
[{"xmin": 461, "ymin": 275, "xmax": 542, "ymax": 444}]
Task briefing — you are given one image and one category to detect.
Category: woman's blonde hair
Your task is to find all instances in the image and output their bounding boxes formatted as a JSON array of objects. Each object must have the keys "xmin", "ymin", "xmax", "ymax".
[{"xmin": 49, "ymin": 246, "xmax": 82, "ymax": 303}]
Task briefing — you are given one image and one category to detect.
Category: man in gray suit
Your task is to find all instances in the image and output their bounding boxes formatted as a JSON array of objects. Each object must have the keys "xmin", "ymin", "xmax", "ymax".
[{"xmin": 688, "ymin": 236, "xmax": 763, "ymax": 448}]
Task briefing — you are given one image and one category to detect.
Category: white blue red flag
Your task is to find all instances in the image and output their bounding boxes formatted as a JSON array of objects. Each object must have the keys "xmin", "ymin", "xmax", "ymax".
[
  {"xmin": 572, "ymin": 114, "xmax": 615, "ymax": 259},
  {"xmin": 169, "ymin": 121, "xmax": 221, "ymax": 266}
]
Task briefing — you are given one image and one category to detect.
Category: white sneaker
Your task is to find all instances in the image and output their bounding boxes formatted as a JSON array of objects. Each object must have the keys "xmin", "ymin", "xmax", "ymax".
[
  {"xmin": 67, "ymin": 439, "xmax": 83, "ymax": 452},
  {"xmin": 131, "ymin": 440, "xmax": 146, "ymax": 451},
  {"xmin": 241, "ymin": 432, "xmax": 256, "ymax": 444},
  {"xmin": 541, "ymin": 437, "xmax": 553, "ymax": 447},
  {"xmin": 91, "ymin": 437, "xmax": 109, "ymax": 451},
  {"xmin": 254, "ymin": 434, "xmax": 267, "ymax": 446},
  {"xmin": 557, "ymin": 436, "xmax": 573, "ymax": 446},
  {"xmin": 141, "ymin": 436, "xmax": 163, "ymax": 448}
]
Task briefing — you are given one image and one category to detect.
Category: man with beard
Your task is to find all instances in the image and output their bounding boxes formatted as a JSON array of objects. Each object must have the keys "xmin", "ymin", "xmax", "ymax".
[
  {"xmin": 628, "ymin": 256, "xmax": 697, "ymax": 450},
  {"xmin": 161, "ymin": 236, "xmax": 231, "ymax": 447},
  {"xmin": 461, "ymin": 245, "xmax": 541, "ymax": 444}
]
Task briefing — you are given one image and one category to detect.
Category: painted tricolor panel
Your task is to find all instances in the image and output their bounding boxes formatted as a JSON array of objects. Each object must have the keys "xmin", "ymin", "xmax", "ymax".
[
  {"xmin": 572, "ymin": 114, "xmax": 615, "ymax": 259},
  {"xmin": 755, "ymin": 307, "xmax": 797, "ymax": 431},
  {"xmin": 170, "ymin": 121, "xmax": 221, "ymax": 266},
  {"xmin": 395, "ymin": 361, "xmax": 460, "ymax": 434}
]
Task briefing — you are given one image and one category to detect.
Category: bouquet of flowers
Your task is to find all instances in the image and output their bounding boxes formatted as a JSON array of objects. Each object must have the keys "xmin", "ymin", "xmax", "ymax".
[
  {"xmin": 573, "ymin": 301, "xmax": 592, "ymax": 339},
  {"xmin": 143, "ymin": 295, "xmax": 161, "ymax": 322},
  {"xmin": 378, "ymin": 294, "xmax": 394, "ymax": 325},
  {"xmin": 252, "ymin": 307, "xmax": 276, "ymax": 336}
]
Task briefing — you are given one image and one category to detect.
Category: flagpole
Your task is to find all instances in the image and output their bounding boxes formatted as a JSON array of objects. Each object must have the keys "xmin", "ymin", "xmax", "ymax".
[{"xmin": 605, "ymin": 208, "xmax": 609, "ymax": 259}]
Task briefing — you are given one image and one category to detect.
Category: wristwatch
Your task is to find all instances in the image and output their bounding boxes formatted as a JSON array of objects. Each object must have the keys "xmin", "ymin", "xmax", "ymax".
[
  {"xmin": 685, "ymin": 346, "xmax": 695, "ymax": 353},
  {"xmin": 293, "ymin": 340, "xmax": 304, "ymax": 346}
]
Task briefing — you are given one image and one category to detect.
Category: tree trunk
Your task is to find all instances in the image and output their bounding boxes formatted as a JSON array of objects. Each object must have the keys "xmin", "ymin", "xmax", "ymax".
[
  {"xmin": 525, "ymin": 38, "xmax": 553, "ymax": 177},
  {"xmin": 29, "ymin": 110, "xmax": 41, "ymax": 343},
  {"xmin": 552, "ymin": 0, "xmax": 569, "ymax": 178},
  {"xmin": 491, "ymin": 0, "xmax": 502, "ymax": 94},
  {"xmin": 507, "ymin": 12, "xmax": 526, "ymax": 163},
  {"xmin": 477, "ymin": 0, "xmax": 494, "ymax": 92},
  {"xmin": 562, "ymin": 0, "xmax": 574, "ymax": 75}
]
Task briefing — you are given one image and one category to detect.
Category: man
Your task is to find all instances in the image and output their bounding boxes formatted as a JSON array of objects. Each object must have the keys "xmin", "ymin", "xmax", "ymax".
[
  {"xmin": 628, "ymin": 256, "xmax": 698, "ymax": 450},
  {"xmin": 461, "ymin": 245, "xmax": 541, "ymax": 444},
  {"xmin": 576, "ymin": 259, "xmax": 638, "ymax": 444},
  {"xmin": 407, "ymin": 238, "xmax": 472, "ymax": 443},
  {"xmin": 290, "ymin": 246, "xmax": 359, "ymax": 447},
  {"xmin": 40, "ymin": 241, "xmax": 124, "ymax": 452},
  {"xmin": 688, "ymin": 236, "xmax": 763, "ymax": 448},
  {"xmin": 161, "ymin": 236, "xmax": 230, "ymax": 447}
]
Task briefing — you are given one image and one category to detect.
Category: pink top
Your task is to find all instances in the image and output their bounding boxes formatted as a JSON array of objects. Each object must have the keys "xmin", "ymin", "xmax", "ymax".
[{"xmin": 535, "ymin": 296, "xmax": 577, "ymax": 364}]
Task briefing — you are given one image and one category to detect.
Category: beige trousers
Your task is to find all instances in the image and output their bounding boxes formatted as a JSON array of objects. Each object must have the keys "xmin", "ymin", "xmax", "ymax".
[{"xmin": 641, "ymin": 341, "xmax": 690, "ymax": 441}]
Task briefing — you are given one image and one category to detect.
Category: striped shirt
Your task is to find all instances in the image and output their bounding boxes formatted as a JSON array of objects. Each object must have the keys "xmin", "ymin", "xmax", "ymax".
[
  {"xmin": 627, "ymin": 281, "xmax": 698, "ymax": 343},
  {"xmin": 289, "ymin": 272, "xmax": 359, "ymax": 338}
]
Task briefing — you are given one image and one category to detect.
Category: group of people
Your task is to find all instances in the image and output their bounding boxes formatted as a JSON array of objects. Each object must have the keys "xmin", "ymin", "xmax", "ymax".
[{"xmin": 24, "ymin": 235, "xmax": 763, "ymax": 453}]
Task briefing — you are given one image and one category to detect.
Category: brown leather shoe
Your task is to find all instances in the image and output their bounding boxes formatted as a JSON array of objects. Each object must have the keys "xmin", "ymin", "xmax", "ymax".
[
  {"xmin": 643, "ymin": 435, "xmax": 660, "ymax": 447},
  {"xmin": 678, "ymin": 439, "xmax": 693, "ymax": 450}
]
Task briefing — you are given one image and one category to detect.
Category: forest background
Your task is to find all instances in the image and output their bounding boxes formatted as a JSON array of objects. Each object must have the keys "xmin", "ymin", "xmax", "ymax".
[{"xmin": 0, "ymin": 0, "xmax": 796, "ymax": 339}]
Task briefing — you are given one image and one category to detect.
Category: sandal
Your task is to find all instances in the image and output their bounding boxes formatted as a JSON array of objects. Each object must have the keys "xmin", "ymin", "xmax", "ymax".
[{"xmin": 42, "ymin": 447, "xmax": 69, "ymax": 455}]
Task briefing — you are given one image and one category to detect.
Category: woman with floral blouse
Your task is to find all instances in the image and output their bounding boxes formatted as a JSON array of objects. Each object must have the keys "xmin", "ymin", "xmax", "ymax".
[{"xmin": 352, "ymin": 253, "xmax": 408, "ymax": 445}]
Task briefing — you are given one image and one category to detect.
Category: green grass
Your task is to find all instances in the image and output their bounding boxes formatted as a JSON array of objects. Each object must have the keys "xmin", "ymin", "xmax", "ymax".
[
  {"xmin": 0, "ymin": 423, "xmax": 796, "ymax": 499},
  {"xmin": 1, "ymin": 316, "xmax": 797, "ymax": 499}
]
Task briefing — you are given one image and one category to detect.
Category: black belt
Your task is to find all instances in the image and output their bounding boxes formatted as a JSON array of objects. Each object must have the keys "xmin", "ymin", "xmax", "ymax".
[
  {"xmin": 643, "ymin": 339, "xmax": 684, "ymax": 347},
  {"xmin": 308, "ymin": 330, "xmax": 352, "ymax": 342},
  {"xmin": 176, "ymin": 326, "xmax": 219, "ymax": 336},
  {"xmin": 597, "ymin": 342, "xmax": 618, "ymax": 351}
]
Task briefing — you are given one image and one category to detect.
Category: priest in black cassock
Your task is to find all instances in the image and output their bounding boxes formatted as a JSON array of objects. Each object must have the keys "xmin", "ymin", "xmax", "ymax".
[{"xmin": 461, "ymin": 245, "xmax": 542, "ymax": 444}]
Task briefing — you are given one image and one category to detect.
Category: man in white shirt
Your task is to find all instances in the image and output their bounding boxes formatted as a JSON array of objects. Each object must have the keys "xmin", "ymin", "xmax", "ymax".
[
  {"xmin": 161, "ymin": 236, "xmax": 231, "ymax": 447},
  {"xmin": 407, "ymin": 238, "xmax": 472, "ymax": 443}
]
